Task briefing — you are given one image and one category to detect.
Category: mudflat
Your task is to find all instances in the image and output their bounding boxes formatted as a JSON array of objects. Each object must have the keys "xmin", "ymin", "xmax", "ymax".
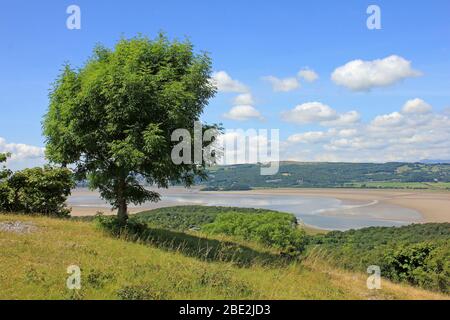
[{"xmin": 230, "ymin": 188, "xmax": 450, "ymax": 223}]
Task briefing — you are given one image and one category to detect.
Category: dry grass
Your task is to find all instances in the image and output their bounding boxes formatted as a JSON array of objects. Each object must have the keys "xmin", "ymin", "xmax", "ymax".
[{"xmin": 0, "ymin": 214, "xmax": 448, "ymax": 300}]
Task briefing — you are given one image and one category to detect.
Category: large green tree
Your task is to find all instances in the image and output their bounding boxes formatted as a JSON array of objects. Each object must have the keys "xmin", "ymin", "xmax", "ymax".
[{"xmin": 43, "ymin": 35, "xmax": 217, "ymax": 222}]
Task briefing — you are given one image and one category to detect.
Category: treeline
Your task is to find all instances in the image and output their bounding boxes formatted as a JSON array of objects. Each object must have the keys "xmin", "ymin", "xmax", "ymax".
[
  {"xmin": 202, "ymin": 162, "xmax": 450, "ymax": 189},
  {"xmin": 307, "ymin": 223, "xmax": 450, "ymax": 293},
  {"xmin": 0, "ymin": 153, "xmax": 73, "ymax": 217}
]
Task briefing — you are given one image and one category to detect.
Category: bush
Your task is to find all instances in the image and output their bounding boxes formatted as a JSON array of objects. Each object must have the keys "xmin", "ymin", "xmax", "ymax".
[
  {"xmin": 383, "ymin": 242, "xmax": 450, "ymax": 293},
  {"xmin": 202, "ymin": 212, "xmax": 306, "ymax": 256},
  {"xmin": 135, "ymin": 205, "xmax": 296, "ymax": 231},
  {"xmin": 0, "ymin": 156, "xmax": 74, "ymax": 217},
  {"xmin": 95, "ymin": 214, "xmax": 147, "ymax": 236}
]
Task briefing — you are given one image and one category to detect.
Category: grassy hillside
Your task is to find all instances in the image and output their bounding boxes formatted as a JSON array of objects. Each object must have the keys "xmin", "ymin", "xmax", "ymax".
[
  {"xmin": 202, "ymin": 162, "xmax": 450, "ymax": 190},
  {"xmin": 1, "ymin": 213, "xmax": 448, "ymax": 300}
]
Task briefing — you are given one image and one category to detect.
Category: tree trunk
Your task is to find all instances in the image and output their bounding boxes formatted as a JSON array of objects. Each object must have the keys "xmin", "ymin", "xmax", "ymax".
[
  {"xmin": 117, "ymin": 178, "xmax": 128, "ymax": 223},
  {"xmin": 117, "ymin": 198, "xmax": 128, "ymax": 223}
]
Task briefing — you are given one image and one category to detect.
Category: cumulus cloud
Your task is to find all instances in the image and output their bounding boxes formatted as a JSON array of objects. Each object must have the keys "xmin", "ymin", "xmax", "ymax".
[
  {"xmin": 283, "ymin": 99, "xmax": 450, "ymax": 162},
  {"xmin": 287, "ymin": 131, "xmax": 329, "ymax": 144},
  {"xmin": 0, "ymin": 137, "xmax": 46, "ymax": 170},
  {"xmin": 322, "ymin": 111, "xmax": 361, "ymax": 127},
  {"xmin": 281, "ymin": 102, "xmax": 336, "ymax": 124},
  {"xmin": 0, "ymin": 137, "xmax": 45, "ymax": 161},
  {"xmin": 336, "ymin": 128, "xmax": 358, "ymax": 138},
  {"xmin": 281, "ymin": 102, "xmax": 360, "ymax": 126},
  {"xmin": 298, "ymin": 68, "xmax": 319, "ymax": 82},
  {"xmin": 211, "ymin": 71, "xmax": 248, "ymax": 93},
  {"xmin": 402, "ymin": 98, "xmax": 432, "ymax": 114},
  {"xmin": 223, "ymin": 92, "xmax": 263, "ymax": 121},
  {"xmin": 371, "ymin": 111, "xmax": 405, "ymax": 127},
  {"xmin": 223, "ymin": 105, "xmax": 264, "ymax": 121},
  {"xmin": 233, "ymin": 93, "xmax": 254, "ymax": 105},
  {"xmin": 331, "ymin": 55, "xmax": 421, "ymax": 91},
  {"xmin": 263, "ymin": 76, "xmax": 299, "ymax": 92}
]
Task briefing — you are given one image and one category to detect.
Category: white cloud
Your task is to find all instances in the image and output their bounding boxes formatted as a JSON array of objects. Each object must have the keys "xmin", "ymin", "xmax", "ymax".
[
  {"xmin": 263, "ymin": 76, "xmax": 299, "ymax": 92},
  {"xmin": 337, "ymin": 128, "xmax": 358, "ymax": 138},
  {"xmin": 283, "ymin": 99, "xmax": 450, "ymax": 162},
  {"xmin": 322, "ymin": 111, "xmax": 361, "ymax": 127},
  {"xmin": 281, "ymin": 102, "xmax": 360, "ymax": 127},
  {"xmin": 298, "ymin": 68, "xmax": 319, "ymax": 82},
  {"xmin": 371, "ymin": 111, "xmax": 405, "ymax": 127},
  {"xmin": 224, "ymin": 92, "xmax": 263, "ymax": 121},
  {"xmin": 211, "ymin": 71, "xmax": 248, "ymax": 93},
  {"xmin": 0, "ymin": 137, "xmax": 46, "ymax": 170},
  {"xmin": 233, "ymin": 93, "xmax": 254, "ymax": 105},
  {"xmin": 331, "ymin": 55, "xmax": 421, "ymax": 91},
  {"xmin": 281, "ymin": 102, "xmax": 337, "ymax": 124},
  {"xmin": 402, "ymin": 98, "xmax": 432, "ymax": 114},
  {"xmin": 287, "ymin": 131, "xmax": 329, "ymax": 144},
  {"xmin": 223, "ymin": 105, "xmax": 264, "ymax": 121},
  {"xmin": 0, "ymin": 137, "xmax": 44, "ymax": 161}
]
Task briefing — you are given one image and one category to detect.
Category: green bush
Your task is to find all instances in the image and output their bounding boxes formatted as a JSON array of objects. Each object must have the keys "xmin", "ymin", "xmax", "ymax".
[
  {"xmin": 95, "ymin": 214, "xmax": 147, "ymax": 236},
  {"xmin": 0, "ymin": 154, "xmax": 74, "ymax": 217},
  {"xmin": 383, "ymin": 242, "xmax": 450, "ymax": 293},
  {"xmin": 202, "ymin": 212, "xmax": 306, "ymax": 255},
  {"xmin": 134, "ymin": 205, "xmax": 287, "ymax": 231}
]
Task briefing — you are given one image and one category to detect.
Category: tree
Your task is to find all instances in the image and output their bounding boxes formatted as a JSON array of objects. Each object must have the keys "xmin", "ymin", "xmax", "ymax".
[{"xmin": 43, "ymin": 34, "xmax": 217, "ymax": 222}]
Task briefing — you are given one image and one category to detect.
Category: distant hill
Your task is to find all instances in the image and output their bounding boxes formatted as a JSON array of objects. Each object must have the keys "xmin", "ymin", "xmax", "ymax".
[
  {"xmin": 420, "ymin": 159, "xmax": 450, "ymax": 164},
  {"xmin": 202, "ymin": 161, "xmax": 450, "ymax": 190}
]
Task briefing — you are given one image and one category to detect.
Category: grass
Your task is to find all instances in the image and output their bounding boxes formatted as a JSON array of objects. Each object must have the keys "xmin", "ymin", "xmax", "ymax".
[
  {"xmin": 0, "ymin": 214, "xmax": 448, "ymax": 300},
  {"xmin": 299, "ymin": 223, "xmax": 329, "ymax": 236}
]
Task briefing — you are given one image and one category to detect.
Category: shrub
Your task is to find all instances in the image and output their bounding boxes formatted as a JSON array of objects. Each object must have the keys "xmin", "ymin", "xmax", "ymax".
[
  {"xmin": 202, "ymin": 212, "xmax": 306, "ymax": 255},
  {"xmin": 383, "ymin": 241, "xmax": 449, "ymax": 293},
  {"xmin": 0, "ymin": 157, "xmax": 74, "ymax": 217},
  {"xmin": 95, "ymin": 214, "xmax": 147, "ymax": 236},
  {"xmin": 134, "ymin": 206, "xmax": 289, "ymax": 231}
]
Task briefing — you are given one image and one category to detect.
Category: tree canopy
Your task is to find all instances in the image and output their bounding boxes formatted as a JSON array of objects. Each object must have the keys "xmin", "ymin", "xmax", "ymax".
[{"xmin": 43, "ymin": 34, "xmax": 217, "ymax": 221}]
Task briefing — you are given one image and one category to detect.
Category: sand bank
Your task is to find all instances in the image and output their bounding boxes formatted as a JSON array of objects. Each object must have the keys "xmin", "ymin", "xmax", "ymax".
[{"xmin": 228, "ymin": 188, "xmax": 450, "ymax": 223}]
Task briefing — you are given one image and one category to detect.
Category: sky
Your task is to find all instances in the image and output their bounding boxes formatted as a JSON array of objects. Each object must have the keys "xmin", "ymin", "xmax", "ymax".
[{"xmin": 1, "ymin": 0, "xmax": 450, "ymax": 169}]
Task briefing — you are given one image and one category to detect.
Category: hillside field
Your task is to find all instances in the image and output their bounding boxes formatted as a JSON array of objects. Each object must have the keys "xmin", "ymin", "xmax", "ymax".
[{"xmin": 0, "ymin": 211, "xmax": 448, "ymax": 300}]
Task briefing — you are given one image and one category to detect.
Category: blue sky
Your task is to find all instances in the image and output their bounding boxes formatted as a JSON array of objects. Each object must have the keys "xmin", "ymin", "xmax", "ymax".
[{"xmin": 1, "ymin": 0, "xmax": 450, "ymax": 167}]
